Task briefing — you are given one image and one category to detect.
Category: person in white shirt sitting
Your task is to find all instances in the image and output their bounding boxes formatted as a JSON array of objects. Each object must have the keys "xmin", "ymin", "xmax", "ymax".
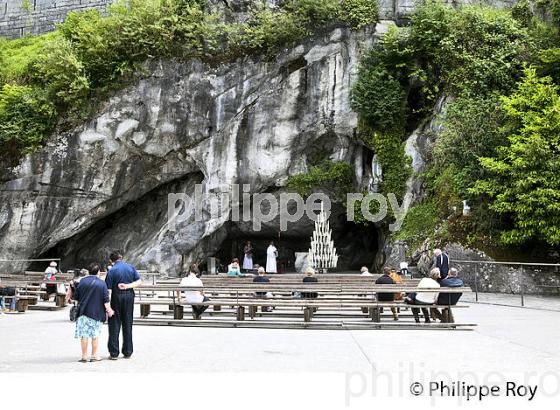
[
  {"xmin": 404, "ymin": 268, "xmax": 441, "ymax": 323},
  {"xmin": 179, "ymin": 267, "xmax": 209, "ymax": 320},
  {"xmin": 360, "ymin": 266, "xmax": 373, "ymax": 276}
]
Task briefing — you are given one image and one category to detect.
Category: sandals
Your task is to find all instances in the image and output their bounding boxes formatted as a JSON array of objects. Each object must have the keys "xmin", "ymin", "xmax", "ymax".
[{"xmin": 79, "ymin": 357, "xmax": 102, "ymax": 363}]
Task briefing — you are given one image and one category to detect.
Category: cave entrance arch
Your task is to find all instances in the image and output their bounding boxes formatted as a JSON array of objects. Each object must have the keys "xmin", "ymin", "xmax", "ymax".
[{"xmin": 211, "ymin": 208, "xmax": 382, "ymax": 273}]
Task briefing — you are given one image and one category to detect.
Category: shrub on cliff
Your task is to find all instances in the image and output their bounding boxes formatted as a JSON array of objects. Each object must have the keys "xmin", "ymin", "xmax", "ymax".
[{"xmin": 0, "ymin": 84, "xmax": 56, "ymax": 158}]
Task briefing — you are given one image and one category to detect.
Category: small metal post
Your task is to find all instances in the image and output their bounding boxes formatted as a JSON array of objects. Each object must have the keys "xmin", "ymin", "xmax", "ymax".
[
  {"xmin": 474, "ymin": 263, "xmax": 479, "ymax": 302},
  {"xmin": 520, "ymin": 266, "xmax": 525, "ymax": 307}
]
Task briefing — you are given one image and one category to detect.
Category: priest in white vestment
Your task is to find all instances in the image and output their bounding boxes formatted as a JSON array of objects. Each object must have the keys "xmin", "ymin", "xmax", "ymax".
[{"xmin": 266, "ymin": 242, "xmax": 278, "ymax": 273}]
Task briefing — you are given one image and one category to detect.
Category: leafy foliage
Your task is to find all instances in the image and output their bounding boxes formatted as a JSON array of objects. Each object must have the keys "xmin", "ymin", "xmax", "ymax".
[
  {"xmin": 473, "ymin": 69, "xmax": 560, "ymax": 246},
  {"xmin": 0, "ymin": 84, "xmax": 56, "ymax": 159},
  {"xmin": 351, "ymin": 64, "xmax": 406, "ymax": 131},
  {"xmin": 395, "ymin": 201, "xmax": 440, "ymax": 248},
  {"xmin": 351, "ymin": 0, "xmax": 560, "ymax": 250},
  {"xmin": 31, "ymin": 37, "xmax": 90, "ymax": 111},
  {"xmin": 287, "ymin": 160, "xmax": 354, "ymax": 200},
  {"xmin": 340, "ymin": 0, "xmax": 379, "ymax": 29},
  {"xmin": 0, "ymin": 33, "xmax": 58, "ymax": 83}
]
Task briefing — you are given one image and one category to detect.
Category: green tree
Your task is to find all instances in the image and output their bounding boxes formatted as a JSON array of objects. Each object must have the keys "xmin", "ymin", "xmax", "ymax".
[{"xmin": 473, "ymin": 69, "xmax": 560, "ymax": 245}]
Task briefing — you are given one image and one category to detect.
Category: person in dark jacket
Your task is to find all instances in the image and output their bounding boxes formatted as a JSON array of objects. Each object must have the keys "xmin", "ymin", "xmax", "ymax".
[
  {"xmin": 432, "ymin": 268, "xmax": 464, "ymax": 321},
  {"xmin": 302, "ymin": 267, "xmax": 318, "ymax": 299},
  {"xmin": 375, "ymin": 267, "xmax": 398, "ymax": 320},
  {"xmin": 74, "ymin": 264, "xmax": 114, "ymax": 362},
  {"xmin": 437, "ymin": 268, "xmax": 464, "ymax": 305},
  {"xmin": 253, "ymin": 267, "xmax": 271, "ymax": 312},
  {"xmin": 433, "ymin": 249, "xmax": 450, "ymax": 280},
  {"xmin": 105, "ymin": 251, "xmax": 142, "ymax": 360}
]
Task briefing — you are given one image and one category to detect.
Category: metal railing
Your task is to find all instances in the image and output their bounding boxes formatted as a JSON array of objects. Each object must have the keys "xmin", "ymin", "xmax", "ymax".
[{"xmin": 434, "ymin": 260, "xmax": 560, "ymax": 309}]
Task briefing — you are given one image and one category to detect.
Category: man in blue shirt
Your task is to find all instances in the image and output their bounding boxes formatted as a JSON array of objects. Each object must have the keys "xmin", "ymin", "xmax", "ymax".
[{"xmin": 105, "ymin": 251, "xmax": 142, "ymax": 360}]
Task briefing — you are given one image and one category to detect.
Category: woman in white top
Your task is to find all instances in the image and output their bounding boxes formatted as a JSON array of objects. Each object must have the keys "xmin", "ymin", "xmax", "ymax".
[
  {"xmin": 43, "ymin": 261, "xmax": 59, "ymax": 299},
  {"xmin": 179, "ymin": 268, "xmax": 209, "ymax": 320},
  {"xmin": 266, "ymin": 242, "xmax": 278, "ymax": 273},
  {"xmin": 405, "ymin": 268, "xmax": 441, "ymax": 323}
]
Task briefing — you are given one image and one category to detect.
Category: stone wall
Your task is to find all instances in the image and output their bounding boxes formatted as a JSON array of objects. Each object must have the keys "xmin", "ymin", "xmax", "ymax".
[
  {"xmin": 0, "ymin": 0, "xmax": 112, "ymax": 38},
  {"xmin": 411, "ymin": 243, "xmax": 560, "ymax": 296}
]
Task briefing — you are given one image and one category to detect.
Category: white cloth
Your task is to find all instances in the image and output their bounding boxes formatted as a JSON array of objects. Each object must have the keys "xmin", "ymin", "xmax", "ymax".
[
  {"xmin": 243, "ymin": 254, "xmax": 253, "ymax": 270},
  {"xmin": 180, "ymin": 274, "xmax": 204, "ymax": 304},
  {"xmin": 415, "ymin": 277, "xmax": 440, "ymax": 304},
  {"xmin": 44, "ymin": 266, "xmax": 57, "ymax": 280},
  {"xmin": 361, "ymin": 270, "xmax": 373, "ymax": 276},
  {"xmin": 266, "ymin": 245, "xmax": 278, "ymax": 273}
]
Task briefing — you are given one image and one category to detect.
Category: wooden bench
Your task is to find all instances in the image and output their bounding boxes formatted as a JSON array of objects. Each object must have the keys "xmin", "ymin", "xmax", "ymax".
[
  {"xmin": 1, "ymin": 295, "xmax": 37, "ymax": 312},
  {"xmin": 1, "ymin": 279, "xmax": 67, "ymax": 309},
  {"xmin": 134, "ymin": 284, "xmax": 472, "ymax": 328}
]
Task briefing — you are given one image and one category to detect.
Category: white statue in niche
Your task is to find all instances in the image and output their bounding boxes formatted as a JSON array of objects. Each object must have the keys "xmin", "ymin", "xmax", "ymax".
[
  {"xmin": 370, "ymin": 154, "xmax": 383, "ymax": 192},
  {"xmin": 462, "ymin": 200, "xmax": 471, "ymax": 216}
]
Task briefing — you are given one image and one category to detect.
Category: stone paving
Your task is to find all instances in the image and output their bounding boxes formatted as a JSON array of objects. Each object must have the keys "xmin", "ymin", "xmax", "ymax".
[{"xmin": 1, "ymin": 299, "xmax": 559, "ymax": 376}]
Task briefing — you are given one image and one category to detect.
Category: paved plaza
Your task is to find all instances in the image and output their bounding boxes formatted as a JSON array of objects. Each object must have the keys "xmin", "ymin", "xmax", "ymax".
[{"xmin": 1, "ymin": 299, "xmax": 559, "ymax": 375}]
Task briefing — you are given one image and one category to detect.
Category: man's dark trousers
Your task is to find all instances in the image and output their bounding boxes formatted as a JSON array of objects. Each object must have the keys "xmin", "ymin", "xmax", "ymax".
[{"xmin": 108, "ymin": 289, "xmax": 135, "ymax": 358}]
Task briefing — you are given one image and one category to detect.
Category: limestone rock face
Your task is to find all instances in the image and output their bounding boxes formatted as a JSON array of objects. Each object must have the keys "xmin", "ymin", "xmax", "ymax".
[{"xmin": 0, "ymin": 26, "xmax": 381, "ymax": 275}]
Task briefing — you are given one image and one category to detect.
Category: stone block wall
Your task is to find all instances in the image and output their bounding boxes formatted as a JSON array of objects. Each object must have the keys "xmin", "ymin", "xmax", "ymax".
[{"xmin": 0, "ymin": 0, "xmax": 112, "ymax": 38}]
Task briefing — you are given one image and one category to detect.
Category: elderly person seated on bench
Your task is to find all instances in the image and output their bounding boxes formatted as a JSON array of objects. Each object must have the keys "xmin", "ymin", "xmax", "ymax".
[
  {"xmin": 0, "ymin": 278, "xmax": 17, "ymax": 313},
  {"xmin": 375, "ymin": 267, "xmax": 398, "ymax": 321},
  {"xmin": 431, "ymin": 268, "xmax": 463, "ymax": 321},
  {"xmin": 180, "ymin": 267, "xmax": 209, "ymax": 320},
  {"xmin": 253, "ymin": 267, "xmax": 271, "ymax": 312},
  {"xmin": 301, "ymin": 267, "xmax": 318, "ymax": 299},
  {"xmin": 404, "ymin": 268, "xmax": 441, "ymax": 323}
]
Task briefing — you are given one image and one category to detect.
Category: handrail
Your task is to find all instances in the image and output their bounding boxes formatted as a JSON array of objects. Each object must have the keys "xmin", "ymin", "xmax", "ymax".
[{"xmin": 452, "ymin": 260, "xmax": 560, "ymax": 267}]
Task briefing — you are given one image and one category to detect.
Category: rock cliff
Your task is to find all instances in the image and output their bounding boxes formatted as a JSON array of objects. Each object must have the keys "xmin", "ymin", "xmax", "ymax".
[{"xmin": 0, "ymin": 25, "xmax": 385, "ymax": 274}]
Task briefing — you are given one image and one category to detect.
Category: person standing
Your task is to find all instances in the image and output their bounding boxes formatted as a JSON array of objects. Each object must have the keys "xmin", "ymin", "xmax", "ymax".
[
  {"xmin": 74, "ymin": 264, "xmax": 114, "ymax": 362},
  {"xmin": 105, "ymin": 251, "xmax": 142, "ymax": 360},
  {"xmin": 432, "ymin": 249, "xmax": 450, "ymax": 280},
  {"xmin": 243, "ymin": 241, "xmax": 254, "ymax": 272},
  {"xmin": 266, "ymin": 241, "xmax": 278, "ymax": 273}
]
